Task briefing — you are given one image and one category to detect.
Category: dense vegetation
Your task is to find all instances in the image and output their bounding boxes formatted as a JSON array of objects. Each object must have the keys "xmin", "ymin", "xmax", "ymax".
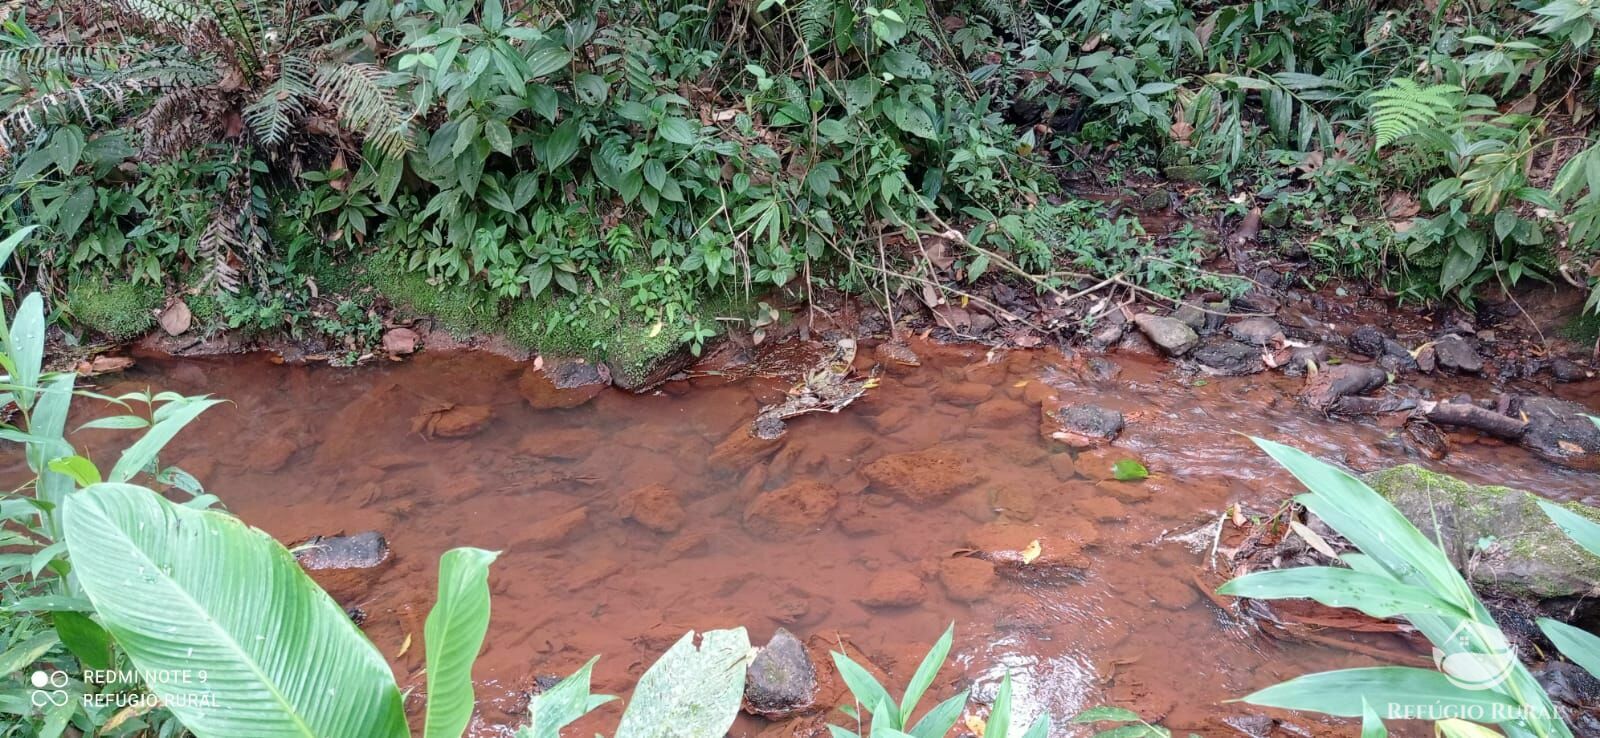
[{"xmin": 3, "ymin": 0, "xmax": 1599, "ymax": 361}]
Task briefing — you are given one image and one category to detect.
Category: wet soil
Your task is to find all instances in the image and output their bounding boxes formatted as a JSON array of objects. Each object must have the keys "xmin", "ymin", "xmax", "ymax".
[{"xmin": 47, "ymin": 341, "xmax": 1600, "ymax": 736}]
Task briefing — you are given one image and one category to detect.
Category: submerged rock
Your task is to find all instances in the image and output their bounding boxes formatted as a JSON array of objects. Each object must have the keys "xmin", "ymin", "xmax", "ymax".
[
  {"xmin": 859, "ymin": 571, "xmax": 927, "ymax": 608},
  {"xmin": 744, "ymin": 481, "xmax": 839, "ymax": 536},
  {"xmin": 1550, "ymin": 358, "xmax": 1590, "ymax": 383},
  {"xmin": 1364, "ymin": 465, "xmax": 1600, "ymax": 600},
  {"xmin": 294, "ymin": 531, "xmax": 390, "ymax": 570},
  {"xmin": 743, "ymin": 628, "xmax": 819, "ymax": 720},
  {"xmin": 861, "ymin": 447, "xmax": 977, "ymax": 503},
  {"xmin": 617, "ymin": 484, "xmax": 685, "ymax": 534},
  {"xmin": 518, "ymin": 359, "xmax": 609, "ymax": 409},
  {"xmin": 1131, "ymin": 314, "xmax": 1199, "ymax": 356}
]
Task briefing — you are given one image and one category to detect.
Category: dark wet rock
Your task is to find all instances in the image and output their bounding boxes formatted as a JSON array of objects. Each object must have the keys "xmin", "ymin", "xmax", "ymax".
[
  {"xmin": 1551, "ymin": 358, "xmax": 1590, "ymax": 383},
  {"xmin": 859, "ymin": 571, "xmax": 927, "ymax": 608},
  {"xmin": 1433, "ymin": 335, "xmax": 1483, "ymax": 374},
  {"xmin": 1347, "ymin": 325, "xmax": 1387, "ymax": 358},
  {"xmin": 1190, "ymin": 336, "xmax": 1262, "ymax": 376},
  {"xmin": 1534, "ymin": 661, "xmax": 1600, "ymax": 725},
  {"xmin": 1302, "ymin": 364, "xmax": 1387, "ymax": 410},
  {"xmin": 1085, "ymin": 357, "xmax": 1121, "ymax": 382},
  {"xmin": 382, "ymin": 327, "xmax": 419, "ymax": 355},
  {"xmin": 1378, "ymin": 339, "xmax": 1418, "ymax": 374},
  {"xmin": 1140, "ymin": 189, "xmax": 1173, "ymax": 211},
  {"xmin": 1089, "ymin": 320, "xmax": 1126, "ymax": 348},
  {"xmin": 1231, "ymin": 288, "xmax": 1281, "ymax": 315},
  {"xmin": 1131, "ymin": 313, "xmax": 1198, "ymax": 356},
  {"xmin": 1171, "ymin": 303, "xmax": 1206, "ymax": 330},
  {"xmin": 1228, "ymin": 317, "xmax": 1283, "ymax": 346},
  {"xmin": 1364, "ymin": 465, "xmax": 1600, "ymax": 600},
  {"xmin": 294, "ymin": 531, "xmax": 390, "ymax": 570},
  {"xmin": 743, "ymin": 628, "xmax": 819, "ymax": 720},
  {"xmin": 518, "ymin": 359, "xmax": 609, "ymax": 409},
  {"xmin": 1040, "ymin": 401, "xmax": 1124, "ymax": 446},
  {"xmin": 1520, "ymin": 396, "xmax": 1600, "ymax": 469},
  {"xmin": 345, "ymin": 606, "xmax": 367, "ymax": 626},
  {"xmin": 1273, "ymin": 345, "xmax": 1327, "ymax": 377}
]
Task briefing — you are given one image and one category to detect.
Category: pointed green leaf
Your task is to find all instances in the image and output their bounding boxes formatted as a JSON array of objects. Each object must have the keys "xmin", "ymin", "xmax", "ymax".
[
  {"xmin": 1537, "ymin": 617, "xmax": 1600, "ymax": 678},
  {"xmin": 1238, "ymin": 666, "xmax": 1516, "ymax": 717},
  {"xmin": 423, "ymin": 547, "xmax": 500, "ymax": 738}
]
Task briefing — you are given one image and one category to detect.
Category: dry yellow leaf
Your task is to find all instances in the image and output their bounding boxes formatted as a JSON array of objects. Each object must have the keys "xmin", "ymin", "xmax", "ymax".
[
  {"xmin": 1021, "ymin": 539, "xmax": 1042, "ymax": 564},
  {"xmin": 397, "ymin": 632, "xmax": 413, "ymax": 658},
  {"xmin": 964, "ymin": 713, "xmax": 987, "ymax": 737},
  {"xmin": 1012, "ymin": 380, "xmax": 1029, "ymax": 388}
]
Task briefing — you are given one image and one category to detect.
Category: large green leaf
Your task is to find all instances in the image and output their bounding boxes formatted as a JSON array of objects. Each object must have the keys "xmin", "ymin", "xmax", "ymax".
[
  {"xmin": 1217, "ymin": 566, "xmax": 1470, "ymax": 619},
  {"xmin": 1238, "ymin": 666, "xmax": 1517, "ymax": 717},
  {"xmin": 1536, "ymin": 499, "xmax": 1600, "ymax": 559},
  {"xmin": 518, "ymin": 655, "xmax": 616, "ymax": 738},
  {"xmin": 899, "ymin": 623, "xmax": 952, "ymax": 719},
  {"xmin": 1251, "ymin": 439, "xmax": 1472, "ymax": 606},
  {"xmin": 63, "ymin": 483, "xmax": 408, "ymax": 738},
  {"xmin": 424, "ymin": 547, "xmax": 500, "ymax": 738},
  {"xmin": 7, "ymin": 293, "xmax": 45, "ymax": 409},
  {"xmin": 614, "ymin": 627, "xmax": 752, "ymax": 738},
  {"xmin": 1537, "ymin": 617, "xmax": 1600, "ymax": 678}
]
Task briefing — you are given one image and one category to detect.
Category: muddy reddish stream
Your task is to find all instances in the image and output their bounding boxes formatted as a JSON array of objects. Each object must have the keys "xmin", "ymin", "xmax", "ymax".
[{"xmin": 71, "ymin": 341, "xmax": 1600, "ymax": 736}]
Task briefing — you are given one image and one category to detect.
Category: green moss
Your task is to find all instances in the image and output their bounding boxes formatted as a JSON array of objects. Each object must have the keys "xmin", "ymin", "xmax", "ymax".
[
  {"xmin": 64, "ymin": 279, "xmax": 162, "ymax": 341},
  {"xmin": 1562, "ymin": 310, "xmax": 1600, "ymax": 345},
  {"xmin": 1364, "ymin": 464, "xmax": 1600, "ymax": 599},
  {"xmin": 361, "ymin": 252, "xmax": 502, "ymax": 336}
]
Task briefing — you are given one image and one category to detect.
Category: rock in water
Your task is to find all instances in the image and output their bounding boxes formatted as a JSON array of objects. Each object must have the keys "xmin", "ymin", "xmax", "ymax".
[
  {"xmin": 1432, "ymin": 335, "xmax": 1483, "ymax": 374},
  {"xmin": 1364, "ymin": 465, "xmax": 1600, "ymax": 600},
  {"xmin": 1190, "ymin": 336, "xmax": 1262, "ymax": 375},
  {"xmin": 743, "ymin": 628, "xmax": 818, "ymax": 720},
  {"xmin": 1347, "ymin": 325, "xmax": 1386, "ymax": 358},
  {"xmin": 1520, "ymin": 396, "xmax": 1600, "ymax": 469},
  {"xmin": 1040, "ymin": 401, "xmax": 1125, "ymax": 446},
  {"xmin": 1228, "ymin": 317, "xmax": 1283, "ymax": 346},
  {"xmin": 1131, "ymin": 313, "xmax": 1199, "ymax": 356},
  {"xmin": 1301, "ymin": 364, "xmax": 1387, "ymax": 410},
  {"xmin": 518, "ymin": 359, "xmax": 610, "ymax": 409},
  {"xmin": 294, "ymin": 531, "xmax": 390, "ymax": 570}
]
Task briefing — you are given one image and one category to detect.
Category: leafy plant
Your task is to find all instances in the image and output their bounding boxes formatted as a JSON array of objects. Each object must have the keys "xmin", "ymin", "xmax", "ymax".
[
  {"xmin": 1535, "ymin": 499, "xmax": 1600, "ymax": 678},
  {"xmin": 1218, "ymin": 438, "xmax": 1572, "ymax": 737},
  {"xmin": 1369, "ymin": 79, "xmax": 1463, "ymax": 151}
]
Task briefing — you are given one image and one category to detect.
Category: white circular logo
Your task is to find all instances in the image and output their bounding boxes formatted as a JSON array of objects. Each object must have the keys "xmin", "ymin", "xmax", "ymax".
[
  {"xmin": 1433, "ymin": 621, "xmax": 1517, "ymax": 690},
  {"xmin": 26, "ymin": 670, "xmax": 70, "ymax": 708}
]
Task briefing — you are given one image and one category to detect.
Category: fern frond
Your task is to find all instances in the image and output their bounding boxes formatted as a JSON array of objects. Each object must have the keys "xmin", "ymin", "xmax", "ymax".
[
  {"xmin": 795, "ymin": 0, "xmax": 838, "ymax": 50},
  {"xmin": 311, "ymin": 60, "xmax": 413, "ymax": 157},
  {"xmin": 243, "ymin": 55, "xmax": 312, "ymax": 149},
  {"xmin": 118, "ymin": 0, "xmax": 209, "ymax": 27},
  {"xmin": 1369, "ymin": 78, "xmax": 1461, "ymax": 150}
]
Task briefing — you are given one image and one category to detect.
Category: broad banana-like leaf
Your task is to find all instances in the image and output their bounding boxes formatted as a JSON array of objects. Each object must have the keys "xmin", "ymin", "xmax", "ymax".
[
  {"xmin": 424, "ymin": 547, "xmax": 499, "ymax": 738},
  {"xmin": 1217, "ymin": 566, "xmax": 1471, "ymax": 620},
  {"xmin": 1537, "ymin": 617, "xmax": 1600, "ymax": 678},
  {"xmin": 64, "ymin": 483, "xmax": 408, "ymax": 738},
  {"xmin": 614, "ymin": 627, "xmax": 751, "ymax": 738},
  {"xmin": 1239, "ymin": 666, "xmax": 1516, "ymax": 717}
]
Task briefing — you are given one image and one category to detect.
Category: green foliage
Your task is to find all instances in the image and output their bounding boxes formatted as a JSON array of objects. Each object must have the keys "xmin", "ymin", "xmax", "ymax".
[
  {"xmin": 1370, "ymin": 79, "xmax": 1463, "ymax": 150},
  {"xmin": 62, "ymin": 279, "xmax": 161, "ymax": 341},
  {"xmin": 1536, "ymin": 495, "xmax": 1600, "ymax": 680},
  {"xmin": 1218, "ymin": 438, "xmax": 1571, "ymax": 737},
  {"xmin": 1070, "ymin": 705, "xmax": 1183, "ymax": 738}
]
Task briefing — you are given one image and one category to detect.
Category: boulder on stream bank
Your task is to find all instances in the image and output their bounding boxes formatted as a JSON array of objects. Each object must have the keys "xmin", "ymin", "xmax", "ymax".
[{"xmin": 1364, "ymin": 465, "xmax": 1600, "ymax": 600}]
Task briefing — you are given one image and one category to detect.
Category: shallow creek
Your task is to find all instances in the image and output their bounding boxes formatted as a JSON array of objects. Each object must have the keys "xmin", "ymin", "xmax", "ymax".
[{"xmin": 64, "ymin": 341, "xmax": 1600, "ymax": 736}]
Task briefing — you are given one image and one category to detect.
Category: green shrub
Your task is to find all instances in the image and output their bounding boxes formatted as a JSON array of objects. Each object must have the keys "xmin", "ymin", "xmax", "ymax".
[{"xmin": 64, "ymin": 279, "xmax": 162, "ymax": 341}]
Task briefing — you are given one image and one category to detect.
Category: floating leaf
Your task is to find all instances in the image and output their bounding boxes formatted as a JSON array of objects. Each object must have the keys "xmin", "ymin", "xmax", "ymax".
[{"xmin": 1112, "ymin": 459, "xmax": 1148, "ymax": 481}]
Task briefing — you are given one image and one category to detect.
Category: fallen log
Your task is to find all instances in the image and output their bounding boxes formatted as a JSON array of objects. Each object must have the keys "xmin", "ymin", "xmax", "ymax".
[{"xmin": 1420, "ymin": 400, "xmax": 1527, "ymax": 440}]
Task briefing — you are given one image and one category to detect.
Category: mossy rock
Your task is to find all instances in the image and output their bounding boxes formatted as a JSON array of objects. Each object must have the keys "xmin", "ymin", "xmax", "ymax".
[
  {"xmin": 360, "ymin": 252, "xmax": 503, "ymax": 337},
  {"xmin": 64, "ymin": 280, "xmax": 162, "ymax": 341},
  {"xmin": 1364, "ymin": 465, "xmax": 1600, "ymax": 600}
]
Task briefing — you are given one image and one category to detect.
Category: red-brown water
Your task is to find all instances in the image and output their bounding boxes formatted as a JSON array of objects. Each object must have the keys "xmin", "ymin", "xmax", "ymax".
[{"xmin": 70, "ymin": 341, "xmax": 1600, "ymax": 737}]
